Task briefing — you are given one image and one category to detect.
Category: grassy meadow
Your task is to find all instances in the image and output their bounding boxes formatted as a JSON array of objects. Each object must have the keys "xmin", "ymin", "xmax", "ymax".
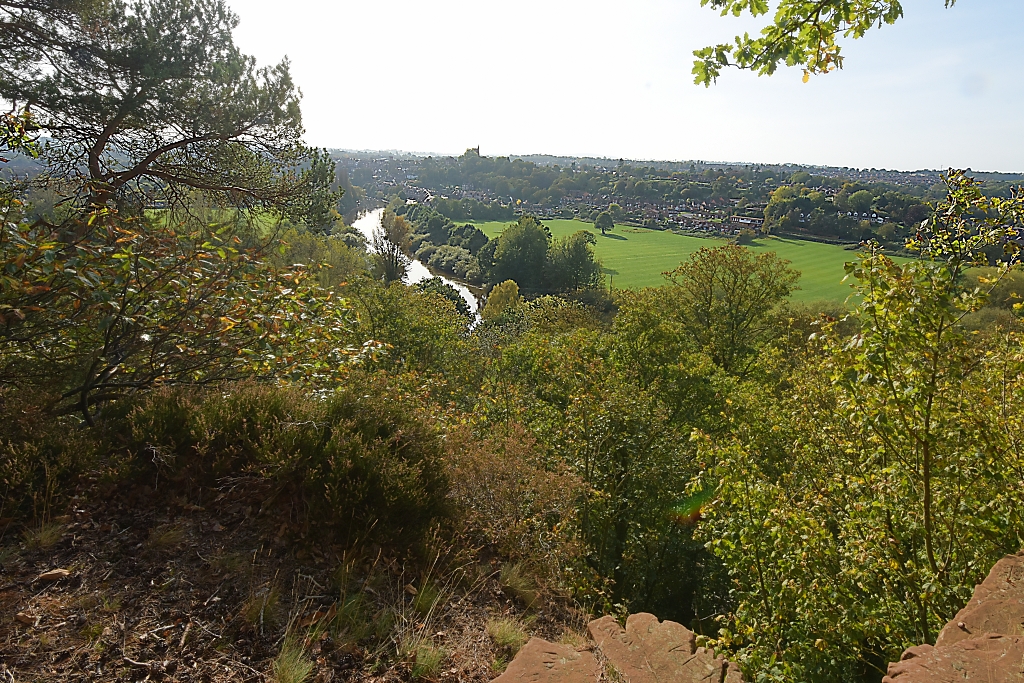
[{"xmin": 463, "ymin": 218, "xmax": 893, "ymax": 304}]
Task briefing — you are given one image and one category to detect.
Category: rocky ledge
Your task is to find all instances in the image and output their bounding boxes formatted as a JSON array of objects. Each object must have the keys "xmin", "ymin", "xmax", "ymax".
[
  {"xmin": 884, "ymin": 551, "xmax": 1024, "ymax": 682},
  {"xmin": 492, "ymin": 612, "xmax": 743, "ymax": 683}
]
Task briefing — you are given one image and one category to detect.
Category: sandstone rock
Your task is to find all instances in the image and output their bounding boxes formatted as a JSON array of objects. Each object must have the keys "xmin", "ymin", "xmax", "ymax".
[
  {"xmin": 882, "ymin": 633, "xmax": 1024, "ymax": 683},
  {"xmin": 724, "ymin": 661, "xmax": 744, "ymax": 683},
  {"xmin": 588, "ymin": 613, "xmax": 733, "ymax": 683},
  {"xmin": 935, "ymin": 551, "xmax": 1024, "ymax": 647},
  {"xmin": 491, "ymin": 637, "xmax": 600, "ymax": 683}
]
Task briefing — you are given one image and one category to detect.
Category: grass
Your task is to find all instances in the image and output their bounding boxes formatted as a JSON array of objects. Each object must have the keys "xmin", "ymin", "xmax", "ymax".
[
  {"xmin": 486, "ymin": 617, "xmax": 529, "ymax": 656},
  {"xmin": 408, "ymin": 639, "xmax": 446, "ymax": 679},
  {"xmin": 23, "ymin": 522, "xmax": 64, "ymax": 550},
  {"xmin": 272, "ymin": 639, "xmax": 314, "ymax": 683},
  {"xmin": 412, "ymin": 582, "xmax": 441, "ymax": 617},
  {"xmin": 240, "ymin": 585, "xmax": 281, "ymax": 633},
  {"xmin": 461, "ymin": 218, "xmax": 909, "ymax": 304},
  {"xmin": 499, "ymin": 563, "xmax": 539, "ymax": 609},
  {"xmin": 147, "ymin": 524, "xmax": 186, "ymax": 549}
]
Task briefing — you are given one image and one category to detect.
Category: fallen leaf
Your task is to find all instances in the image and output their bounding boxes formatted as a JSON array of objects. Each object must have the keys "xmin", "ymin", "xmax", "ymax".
[
  {"xmin": 404, "ymin": 584, "xmax": 418, "ymax": 596},
  {"xmin": 35, "ymin": 568, "xmax": 71, "ymax": 582},
  {"xmin": 211, "ymin": 522, "xmax": 224, "ymax": 532},
  {"xmin": 16, "ymin": 611, "xmax": 38, "ymax": 626}
]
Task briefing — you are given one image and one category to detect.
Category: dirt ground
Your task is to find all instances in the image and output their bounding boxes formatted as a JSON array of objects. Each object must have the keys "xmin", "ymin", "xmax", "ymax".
[{"xmin": 0, "ymin": 477, "xmax": 585, "ymax": 682}]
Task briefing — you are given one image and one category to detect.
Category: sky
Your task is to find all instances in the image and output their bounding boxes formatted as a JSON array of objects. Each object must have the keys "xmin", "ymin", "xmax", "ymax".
[{"xmin": 228, "ymin": 0, "xmax": 1024, "ymax": 172}]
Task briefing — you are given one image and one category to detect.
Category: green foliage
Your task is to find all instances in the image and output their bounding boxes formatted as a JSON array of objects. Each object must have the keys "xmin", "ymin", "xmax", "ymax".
[
  {"xmin": 288, "ymin": 148, "xmax": 344, "ymax": 233},
  {"xmin": 1, "ymin": 0, "xmax": 313, "ymax": 212},
  {"xmin": 594, "ymin": 211, "xmax": 614, "ymax": 236},
  {"xmin": 424, "ymin": 244, "xmax": 478, "ymax": 282},
  {"xmin": 665, "ymin": 245, "xmax": 800, "ymax": 375},
  {"xmin": 0, "ymin": 109, "xmax": 39, "ymax": 162},
  {"xmin": 692, "ymin": 0, "xmax": 951, "ymax": 85},
  {"xmin": 0, "ymin": 204, "xmax": 359, "ymax": 423},
  {"xmin": 697, "ymin": 173, "xmax": 1024, "ymax": 682},
  {"xmin": 481, "ymin": 280, "xmax": 521, "ymax": 322},
  {"xmin": 0, "ymin": 387, "xmax": 106, "ymax": 520},
  {"xmin": 490, "ymin": 216, "xmax": 550, "ymax": 292},
  {"xmin": 402, "ymin": 204, "xmax": 488, "ymax": 282},
  {"xmin": 124, "ymin": 379, "xmax": 449, "ymax": 543},
  {"xmin": 341, "ymin": 280, "xmax": 479, "ymax": 410},
  {"xmin": 371, "ymin": 210, "xmax": 411, "ymax": 283},
  {"xmin": 274, "ymin": 227, "xmax": 368, "ymax": 289},
  {"xmin": 476, "ymin": 217, "xmax": 604, "ymax": 295},
  {"xmin": 735, "ymin": 228, "xmax": 756, "ymax": 245},
  {"xmin": 416, "ymin": 277, "xmax": 471, "ymax": 317},
  {"xmin": 545, "ymin": 231, "xmax": 603, "ymax": 293},
  {"xmin": 480, "ymin": 317, "xmax": 726, "ymax": 621}
]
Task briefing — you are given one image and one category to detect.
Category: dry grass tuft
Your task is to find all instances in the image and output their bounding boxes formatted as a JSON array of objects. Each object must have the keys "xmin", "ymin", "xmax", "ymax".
[
  {"xmin": 558, "ymin": 628, "xmax": 588, "ymax": 649},
  {"xmin": 486, "ymin": 616, "xmax": 529, "ymax": 656},
  {"xmin": 210, "ymin": 550, "xmax": 248, "ymax": 575},
  {"xmin": 412, "ymin": 581, "xmax": 441, "ymax": 617},
  {"xmin": 404, "ymin": 637, "xmax": 446, "ymax": 680},
  {"xmin": 23, "ymin": 521, "xmax": 64, "ymax": 550},
  {"xmin": 272, "ymin": 639, "xmax": 314, "ymax": 683},
  {"xmin": 499, "ymin": 563, "xmax": 539, "ymax": 608},
  {"xmin": 240, "ymin": 585, "xmax": 281, "ymax": 633},
  {"xmin": 147, "ymin": 524, "xmax": 186, "ymax": 549}
]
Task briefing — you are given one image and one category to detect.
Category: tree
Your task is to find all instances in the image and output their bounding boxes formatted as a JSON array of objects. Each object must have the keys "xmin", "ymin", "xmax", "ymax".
[
  {"xmin": 0, "ymin": 203, "xmax": 358, "ymax": 423},
  {"xmin": 847, "ymin": 189, "xmax": 874, "ymax": 214},
  {"xmin": 665, "ymin": 245, "xmax": 800, "ymax": 375},
  {"xmin": 693, "ymin": 0, "xmax": 958, "ymax": 85},
  {"xmin": 416, "ymin": 277, "xmax": 471, "ymax": 318},
  {"xmin": 696, "ymin": 172, "xmax": 1024, "ymax": 682},
  {"xmin": 0, "ymin": 110, "xmax": 39, "ymax": 162},
  {"xmin": 481, "ymin": 280, "xmax": 521, "ymax": 321},
  {"xmin": 594, "ymin": 211, "xmax": 614, "ymax": 236},
  {"xmin": 372, "ymin": 210, "xmax": 410, "ymax": 283},
  {"xmin": 491, "ymin": 216, "xmax": 549, "ymax": 291},
  {"xmin": 0, "ymin": 0, "xmax": 315, "ymax": 213},
  {"xmin": 546, "ymin": 230, "xmax": 603, "ymax": 292}
]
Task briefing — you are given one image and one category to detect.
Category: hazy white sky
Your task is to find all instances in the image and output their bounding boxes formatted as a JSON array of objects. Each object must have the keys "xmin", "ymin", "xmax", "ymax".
[{"xmin": 229, "ymin": 0, "xmax": 1024, "ymax": 172}]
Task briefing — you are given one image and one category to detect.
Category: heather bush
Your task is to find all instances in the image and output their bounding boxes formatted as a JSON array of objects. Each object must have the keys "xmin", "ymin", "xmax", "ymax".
[
  {"xmin": 0, "ymin": 387, "xmax": 108, "ymax": 520},
  {"xmin": 124, "ymin": 377, "xmax": 449, "ymax": 543}
]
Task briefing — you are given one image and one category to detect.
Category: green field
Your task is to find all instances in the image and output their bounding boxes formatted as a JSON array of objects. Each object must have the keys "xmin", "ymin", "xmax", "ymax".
[{"xmin": 462, "ymin": 218, "xmax": 891, "ymax": 303}]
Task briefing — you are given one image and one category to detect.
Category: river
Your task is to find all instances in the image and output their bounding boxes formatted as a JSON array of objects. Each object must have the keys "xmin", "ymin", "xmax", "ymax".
[{"xmin": 351, "ymin": 208, "xmax": 480, "ymax": 316}]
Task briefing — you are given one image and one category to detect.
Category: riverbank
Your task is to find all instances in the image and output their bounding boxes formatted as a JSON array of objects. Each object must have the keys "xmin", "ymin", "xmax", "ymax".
[{"xmin": 352, "ymin": 209, "xmax": 482, "ymax": 315}]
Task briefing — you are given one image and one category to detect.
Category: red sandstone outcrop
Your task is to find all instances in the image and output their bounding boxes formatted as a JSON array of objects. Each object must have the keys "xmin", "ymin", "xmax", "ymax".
[
  {"xmin": 492, "ymin": 613, "xmax": 743, "ymax": 683},
  {"xmin": 884, "ymin": 551, "xmax": 1024, "ymax": 682},
  {"xmin": 491, "ymin": 637, "xmax": 601, "ymax": 683}
]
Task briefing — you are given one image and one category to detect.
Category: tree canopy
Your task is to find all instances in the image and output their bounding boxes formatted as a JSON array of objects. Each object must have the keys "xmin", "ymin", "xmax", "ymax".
[
  {"xmin": 693, "ymin": 0, "xmax": 957, "ymax": 85},
  {"xmin": 0, "ymin": 0, "xmax": 319, "ymax": 213}
]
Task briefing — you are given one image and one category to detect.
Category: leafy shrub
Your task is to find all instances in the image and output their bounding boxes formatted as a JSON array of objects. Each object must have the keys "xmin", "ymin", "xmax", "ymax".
[
  {"xmin": 445, "ymin": 425, "xmax": 578, "ymax": 562},
  {"xmin": 0, "ymin": 387, "xmax": 107, "ymax": 521},
  {"xmin": 124, "ymin": 377, "xmax": 449, "ymax": 543}
]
